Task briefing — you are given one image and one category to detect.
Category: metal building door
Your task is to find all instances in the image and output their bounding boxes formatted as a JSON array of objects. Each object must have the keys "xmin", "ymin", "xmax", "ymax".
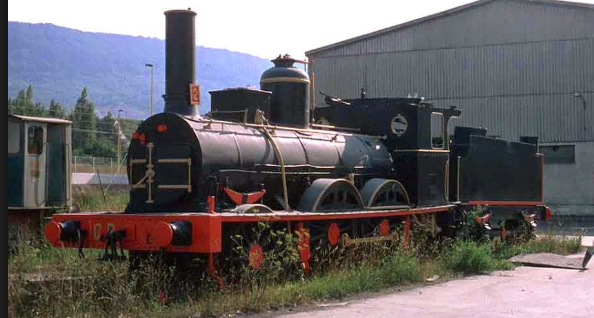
[{"xmin": 25, "ymin": 123, "xmax": 47, "ymax": 208}]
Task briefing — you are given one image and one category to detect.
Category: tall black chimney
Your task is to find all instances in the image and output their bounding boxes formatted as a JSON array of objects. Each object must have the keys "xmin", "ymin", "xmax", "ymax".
[{"xmin": 164, "ymin": 9, "xmax": 197, "ymax": 116}]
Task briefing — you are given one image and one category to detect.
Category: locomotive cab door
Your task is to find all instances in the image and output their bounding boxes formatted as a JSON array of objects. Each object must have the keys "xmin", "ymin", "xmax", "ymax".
[
  {"xmin": 46, "ymin": 123, "xmax": 71, "ymax": 207},
  {"xmin": 24, "ymin": 123, "xmax": 47, "ymax": 208}
]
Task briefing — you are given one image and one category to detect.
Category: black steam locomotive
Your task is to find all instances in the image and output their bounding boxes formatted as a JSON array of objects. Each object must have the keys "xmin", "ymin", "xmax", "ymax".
[{"xmin": 45, "ymin": 9, "xmax": 550, "ymax": 275}]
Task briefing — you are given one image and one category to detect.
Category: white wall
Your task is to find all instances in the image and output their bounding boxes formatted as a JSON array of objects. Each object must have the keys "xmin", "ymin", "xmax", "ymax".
[
  {"xmin": 72, "ymin": 173, "xmax": 128, "ymax": 186},
  {"xmin": 544, "ymin": 141, "xmax": 594, "ymax": 215}
]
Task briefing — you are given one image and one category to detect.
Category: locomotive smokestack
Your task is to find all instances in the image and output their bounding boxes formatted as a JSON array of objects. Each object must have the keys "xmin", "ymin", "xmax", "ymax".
[{"xmin": 164, "ymin": 9, "xmax": 197, "ymax": 117}]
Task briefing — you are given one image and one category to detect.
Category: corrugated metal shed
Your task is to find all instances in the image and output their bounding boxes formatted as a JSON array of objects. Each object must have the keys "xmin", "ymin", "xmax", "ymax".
[{"xmin": 307, "ymin": 0, "xmax": 594, "ymax": 143}]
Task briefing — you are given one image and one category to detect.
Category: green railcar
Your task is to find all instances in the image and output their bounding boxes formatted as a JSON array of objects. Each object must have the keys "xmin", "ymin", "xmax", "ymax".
[{"xmin": 8, "ymin": 115, "xmax": 72, "ymax": 250}]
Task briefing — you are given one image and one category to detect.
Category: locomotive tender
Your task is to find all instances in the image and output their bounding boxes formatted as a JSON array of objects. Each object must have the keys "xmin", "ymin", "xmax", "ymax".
[{"xmin": 45, "ymin": 9, "xmax": 550, "ymax": 274}]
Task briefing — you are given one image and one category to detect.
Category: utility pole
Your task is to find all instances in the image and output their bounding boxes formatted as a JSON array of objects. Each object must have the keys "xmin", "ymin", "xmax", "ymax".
[
  {"xmin": 145, "ymin": 64, "xmax": 154, "ymax": 117},
  {"xmin": 116, "ymin": 109, "xmax": 124, "ymax": 165}
]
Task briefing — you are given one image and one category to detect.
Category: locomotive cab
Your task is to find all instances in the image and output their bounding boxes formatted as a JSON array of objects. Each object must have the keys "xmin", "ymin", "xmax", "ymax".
[{"xmin": 315, "ymin": 98, "xmax": 462, "ymax": 207}]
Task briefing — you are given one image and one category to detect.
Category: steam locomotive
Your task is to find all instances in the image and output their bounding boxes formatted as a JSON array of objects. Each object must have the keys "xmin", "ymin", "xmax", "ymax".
[{"xmin": 45, "ymin": 9, "xmax": 550, "ymax": 275}]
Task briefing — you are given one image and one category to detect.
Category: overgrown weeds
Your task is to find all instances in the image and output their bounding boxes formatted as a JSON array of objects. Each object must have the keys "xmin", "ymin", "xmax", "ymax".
[
  {"xmin": 443, "ymin": 240, "xmax": 513, "ymax": 274},
  {"xmin": 493, "ymin": 234, "xmax": 583, "ymax": 259},
  {"xmin": 8, "ymin": 220, "xmax": 585, "ymax": 318},
  {"xmin": 76, "ymin": 189, "xmax": 128, "ymax": 212}
]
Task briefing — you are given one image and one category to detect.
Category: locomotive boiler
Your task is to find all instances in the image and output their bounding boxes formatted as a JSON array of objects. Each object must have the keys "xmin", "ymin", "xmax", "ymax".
[
  {"xmin": 126, "ymin": 10, "xmax": 396, "ymax": 214},
  {"xmin": 44, "ymin": 9, "xmax": 551, "ymax": 276}
]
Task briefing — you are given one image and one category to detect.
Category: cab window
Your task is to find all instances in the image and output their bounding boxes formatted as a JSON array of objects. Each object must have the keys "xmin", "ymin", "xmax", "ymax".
[
  {"xmin": 431, "ymin": 113, "xmax": 445, "ymax": 149},
  {"xmin": 8, "ymin": 121, "xmax": 20, "ymax": 154},
  {"xmin": 28, "ymin": 126, "xmax": 44, "ymax": 155}
]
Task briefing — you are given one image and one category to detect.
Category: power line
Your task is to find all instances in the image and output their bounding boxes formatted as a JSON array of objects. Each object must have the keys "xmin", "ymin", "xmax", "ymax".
[{"xmin": 72, "ymin": 128, "xmax": 125, "ymax": 136}]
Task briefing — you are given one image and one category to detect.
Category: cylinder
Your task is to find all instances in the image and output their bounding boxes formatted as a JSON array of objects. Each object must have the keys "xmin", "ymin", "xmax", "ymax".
[{"xmin": 164, "ymin": 9, "xmax": 197, "ymax": 117}]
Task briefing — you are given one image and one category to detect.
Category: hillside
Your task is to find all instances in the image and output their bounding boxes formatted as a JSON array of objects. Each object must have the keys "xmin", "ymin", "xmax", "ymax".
[{"xmin": 7, "ymin": 22, "xmax": 272, "ymax": 117}]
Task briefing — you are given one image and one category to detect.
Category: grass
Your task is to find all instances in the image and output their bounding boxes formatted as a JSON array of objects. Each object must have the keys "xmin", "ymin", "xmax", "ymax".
[
  {"xmin": 443, "ymin": 240, "xmax": 514, "ymax": 274},
  {"xmin": 75, "ymin": 190, "xmax": 128, "ymax": 212},
  {"xmin": 8, "ymin": 237, "xmax": 106, "ymax": 276},
  {"xmin": 8, "ymin": 222, "xmax": 585, "ymax": 318},
  {"xmin": 493, "ymin": 234, "xmax": 583, "ymax": 260},
  {"xmin": 8, "ymin": 231, "xmax": 580, "ymax": 318}
]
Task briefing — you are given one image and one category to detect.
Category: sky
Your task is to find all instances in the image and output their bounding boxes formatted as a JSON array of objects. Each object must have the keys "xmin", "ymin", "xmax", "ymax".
[
  {"xmin": 6, "ymin": 0, "xmax": 479, "ymax": 60},
  {"xmin": 8, "ymin": 0, "xmax": 594, "ymax": 60}
]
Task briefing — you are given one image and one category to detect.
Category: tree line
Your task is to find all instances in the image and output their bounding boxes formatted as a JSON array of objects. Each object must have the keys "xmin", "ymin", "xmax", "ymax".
[{"xmin": 8, "ymin": 85, "xmax": 139, "ymax": 158}]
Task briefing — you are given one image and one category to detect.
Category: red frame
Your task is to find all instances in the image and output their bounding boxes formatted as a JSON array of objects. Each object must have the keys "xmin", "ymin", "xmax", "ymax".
[
  {"xmin": 46, "ymin": 205, "xmax": 454, "ymax": 254},
  {"xmin": 46, "ymin": 153, "xmax": 548, "ymax": 254}
]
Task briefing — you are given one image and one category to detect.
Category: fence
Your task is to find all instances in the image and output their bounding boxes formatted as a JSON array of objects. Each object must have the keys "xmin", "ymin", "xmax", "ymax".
[{"xmin": 72, "ymin": 156, "xmax": 126, "ymax": 175}]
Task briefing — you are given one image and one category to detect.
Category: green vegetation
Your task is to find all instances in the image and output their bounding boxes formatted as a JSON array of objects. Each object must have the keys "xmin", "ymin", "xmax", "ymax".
[
  {"xmin": 443, "ymin": 240, "xmax": 513, "ymax": 274},
  {"xmin": 8, "ymin": 222, "xmax": 584, "ymax": 318},
  {"xmin": 71, "ymin": 87, "xmax": 98, "ymax": 151},
  {"xmin": 75, "ymin": 190, "xmax": 129, "ymax": 212},
  {"xmin": 493, "ymin": 235, "xmax": 583, "ymax": 260},
  {"xmin": 8, "ymin": 85, "xmax": 140, "ymax": 158},
  {"xmin": 7, "ymin": 85, "xmax": 67, "ymax": 119}
]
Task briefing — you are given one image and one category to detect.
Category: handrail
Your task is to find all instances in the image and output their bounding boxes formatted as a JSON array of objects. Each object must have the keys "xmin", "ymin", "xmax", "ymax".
[{"xmin": 260, "ymin": 127, "xmax": 291, "ymax": 212}]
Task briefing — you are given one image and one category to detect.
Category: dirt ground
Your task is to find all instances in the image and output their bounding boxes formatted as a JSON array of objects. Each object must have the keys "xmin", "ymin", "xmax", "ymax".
[{"xmin": 271, "ymin": 239, "xmax": 593, "ymax": 318}]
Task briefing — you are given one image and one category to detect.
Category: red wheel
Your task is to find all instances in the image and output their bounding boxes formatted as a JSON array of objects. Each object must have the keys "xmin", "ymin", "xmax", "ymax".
[
  {"xmin": 379, "ymin": 219, "xmax": 391, "ymax": 237},
  {"xmin": 328, "ymin": 223, "xmax": 341, "ymax": 246}
]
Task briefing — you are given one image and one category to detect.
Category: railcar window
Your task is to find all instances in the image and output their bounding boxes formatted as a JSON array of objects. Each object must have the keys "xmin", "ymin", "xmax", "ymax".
[
  {"xmin": 431, "ymin": 113, "xmax": 445, "ymax": 149},
  {"xmin": 28, "ymin": 126, "xmax": 44, "ymax": 155},
  {"xmin": 8, "ymin": 121, "xmax": 20, "ymax": 154}
]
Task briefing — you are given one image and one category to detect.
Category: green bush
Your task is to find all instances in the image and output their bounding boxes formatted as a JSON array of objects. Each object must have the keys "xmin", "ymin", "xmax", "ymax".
[
  {"xmin": 493, "ymin": 235, "xmax": 583, "ymax": 259},
  {"xmin": 443, "ymin": 240, "xmax": 512, "ymax": 274}
]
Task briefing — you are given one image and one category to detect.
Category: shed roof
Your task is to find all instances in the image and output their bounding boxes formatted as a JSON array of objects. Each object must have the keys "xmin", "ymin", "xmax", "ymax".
[
  {"xmin": 306, "ymin": 0, "xmax": 594, "ymax": 56},
  {"xmin": 9, "ymin": 114, "xmax": 72, "ymax": 125}
]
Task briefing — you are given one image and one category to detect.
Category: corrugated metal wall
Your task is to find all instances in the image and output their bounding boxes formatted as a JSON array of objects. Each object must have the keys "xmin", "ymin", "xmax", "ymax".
[
  {"xmin": 308, "ymin": 0, "xmax": 594, "ymax": 143},
  {"xmin": 312, "ymin": 0, "xmax": 594, "ymax": 58},
  {"xmin": 442, "ymin": 93, "xmax": 594, "ymax": 142}
]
